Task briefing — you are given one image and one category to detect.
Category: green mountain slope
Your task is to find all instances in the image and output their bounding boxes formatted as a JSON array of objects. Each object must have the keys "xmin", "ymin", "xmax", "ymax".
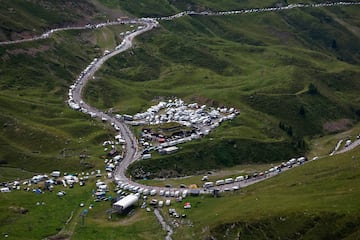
[
  {"xmin": 1, "ymin": 1, "xmax": 359, "ymax": 180},
  {"xmin": 170, "ymin": 147, "xmax": 360, "ymax": 239},
  {"xmin": 0, "ymin": 1, "xmax": 359, "ymax": 240},
  {"xmin": 0, "ymin": 2, "xmax": 130, "ymax": 181},
  {"xmin": 0, "ymin": 0, "xmax": 127, "ymax": 41},
  {"xmin": 83, "ymin": 4, "xmax": 360, "ymax": 177}
]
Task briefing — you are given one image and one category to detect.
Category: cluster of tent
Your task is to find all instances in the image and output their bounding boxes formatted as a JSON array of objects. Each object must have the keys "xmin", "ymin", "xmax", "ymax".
[{"xmin": 131, "ymin": 98, "xmax": 239, "ymax": 130}]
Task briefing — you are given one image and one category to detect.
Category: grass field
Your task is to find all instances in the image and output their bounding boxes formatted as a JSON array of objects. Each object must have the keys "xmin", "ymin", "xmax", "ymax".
[
  {"xmin": 83, "ymin": 5, "xmax": 360, "ymax": 177},
  {"xmin": 0, "ymin": 176, "xmax": 164, "ymax": 240},
  {"xmin": 0, "ymin": 1, "xmax": 360, "ymax": 238},
  {"xmin": 0, "ymin": 23, "xmax": 133, "ymax": 182},
  {"xmin": 137, "ymin": 162, "xmax": 283, "ymax": 188},
  {"xmin": 1, "ymin": 140, "xmax": 359, "ymax": 239},
  {"xmin": 154, "ymin": 147, "xmax": 360, "ymax": 239}
]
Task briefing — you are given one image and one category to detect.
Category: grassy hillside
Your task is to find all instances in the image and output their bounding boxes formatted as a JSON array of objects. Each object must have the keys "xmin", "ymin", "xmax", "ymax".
[
  {"xmin": 0, "ymin": 177, "xmax": 163, "ymax": 240},
  {"xmin": 84, "ymin": 5, "xmax": 360, "ymax": 177},
  {"xmin": 0, "ymin": 22, "xmax": 133, "ymax": 182},
  {"xmin": 164, "ymin": 147, "xmax": 360, "ymax": 239},
  {"xmin": 100, "ymin": 0, "xmax": 360, "ymax": 17},
  {"xmin": 0, "ymin": 0, "xmax": 127, "ymax": 41},
  {"xmin": 0, "ymin": 1, "xmax": 359, "ymax": 240}
]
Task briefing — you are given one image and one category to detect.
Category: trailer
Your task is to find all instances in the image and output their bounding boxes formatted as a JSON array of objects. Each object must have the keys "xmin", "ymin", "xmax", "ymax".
[{"xmin": 113, "ymin": 194, "xmax": 139, "ymax": 212}]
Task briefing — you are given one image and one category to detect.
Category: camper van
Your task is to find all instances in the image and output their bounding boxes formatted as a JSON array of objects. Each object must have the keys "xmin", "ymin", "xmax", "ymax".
[
  {"xmin": 0, "ymin": 187, "xmax": 11, "ymax": 193},
  {"xmin": 225, "ymin": 178, "xmax": 234, "ymax": 184},
  {"xmin": 235, "ymin": 176, "xmax": 244, "ymax": 182},
  {"xmin": 203, "ymin": 182, "xmax": 214, "ymax": 188},
  {"xmin": 215, "ymin": 180, "xmax": 225, "ymax": 186}
]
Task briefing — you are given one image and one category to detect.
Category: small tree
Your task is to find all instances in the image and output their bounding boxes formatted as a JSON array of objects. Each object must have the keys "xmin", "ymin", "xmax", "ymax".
[
  {"xmin": 299, "ymin": 105, "xmax": 306, "ymax": 116},
  {"xmin": 332, "ymin": 39, "xmax": 337, "ymax": 49},
  {"xmin": 308, "ymin": 83, "xmax": 319, "ymax": 95}
]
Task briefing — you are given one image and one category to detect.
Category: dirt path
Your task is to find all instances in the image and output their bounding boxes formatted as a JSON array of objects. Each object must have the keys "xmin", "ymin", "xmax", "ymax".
[{"xmin": 154, "ymin": 209, "xmax": 173, "ymax": 240}]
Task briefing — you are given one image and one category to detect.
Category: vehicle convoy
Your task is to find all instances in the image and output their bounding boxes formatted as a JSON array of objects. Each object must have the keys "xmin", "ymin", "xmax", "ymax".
[{"xmin": 12, "ymin": 1, "xmax": 355, "ymax": 198}]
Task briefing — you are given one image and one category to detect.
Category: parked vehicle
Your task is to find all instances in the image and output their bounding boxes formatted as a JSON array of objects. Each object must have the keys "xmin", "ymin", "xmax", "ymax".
[
  {"xmin": 203, "ymin": 182, "xmax": 214, "ymax": 188},
  {"xmin": 215, "ymin": 180, "xmax": 225, "ymax": 186}
]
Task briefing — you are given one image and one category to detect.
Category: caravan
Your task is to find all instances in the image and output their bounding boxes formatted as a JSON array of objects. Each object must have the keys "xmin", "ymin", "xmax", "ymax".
[{"xmin": 203, "ymin": 182, "xmax": 214, "ymax": 188}]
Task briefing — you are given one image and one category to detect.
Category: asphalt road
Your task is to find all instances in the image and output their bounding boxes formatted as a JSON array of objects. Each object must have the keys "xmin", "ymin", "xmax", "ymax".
[
  {"xmin": 1, "ymin": 2, "xmax": 359, "ymax": 196},
  {"xmin": 336, "ymin": 139, "xmax": 360, "ymax": 154},
  {"xmin": 70, "ymin": 19, "xmax": 157, "ymax": 185}
]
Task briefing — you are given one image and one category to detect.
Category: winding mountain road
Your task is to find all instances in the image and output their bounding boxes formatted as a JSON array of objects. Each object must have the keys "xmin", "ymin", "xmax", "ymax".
[
  {"xmin": 1, "ymin": 1, "xmax": 359, "ymax": 195},
  {"xmin": 2, "ymin": 3, "xmax": 360, "ymax": 239},
  {"xmin": 70, "ymin": 19, "xmax": 157, "ymax": 185}
]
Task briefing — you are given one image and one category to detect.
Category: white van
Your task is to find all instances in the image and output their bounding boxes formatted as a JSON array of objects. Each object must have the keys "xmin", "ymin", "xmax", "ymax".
[
  {"xmin": 203, "ymin": 182, "xmax": 214, "ymax": 188},
  {"xmin": 225, "ymin": 178, "xmax": 234, "ymax": 184},
  {"xmin": 0, "ymin": 187, "xmax": 10, "ymax": 193},
  {"xmin": 215, "ymin": 180, "xmax": 225, "ymax": 186},
  {"xmin": 174, "ymin": 191, "xmax": 180, "ymax": 198},
  {"xmin": 235, "ymin": 176, "xmax": 244, "ymax": 182}
]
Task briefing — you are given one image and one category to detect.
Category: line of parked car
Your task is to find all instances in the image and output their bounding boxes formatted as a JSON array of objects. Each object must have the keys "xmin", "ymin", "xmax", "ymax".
[
  {"xmin": 114, "ymin": 181, "xmax": 189, "ymax": 199},
  {"xmin": 154, "ymin": 2, "xmax": 360, "ymax": 21},
  {"xmin": 202, "ymin": 156, "xmax": 309, "ymax": 191}
]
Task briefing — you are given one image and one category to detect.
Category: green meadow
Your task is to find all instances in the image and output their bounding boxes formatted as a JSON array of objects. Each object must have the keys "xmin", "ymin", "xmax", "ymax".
[
  {"xmin": 0, "ymin": 176, "xmax": 163, "ymax": 240},
  {"xmin": 0, "ymin": 1, "xmax": 359, "ymax": 239},
  {"xmin": 0, "ymin": 24, "xmax": 133, "ymax": 182},
  {"xmin": 160, "ymin": 147, "xmax": 360, "ymax": 239},
  {"xmin": 83, "ymin": 5, "xmax": 360, "ymax": 177}
]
